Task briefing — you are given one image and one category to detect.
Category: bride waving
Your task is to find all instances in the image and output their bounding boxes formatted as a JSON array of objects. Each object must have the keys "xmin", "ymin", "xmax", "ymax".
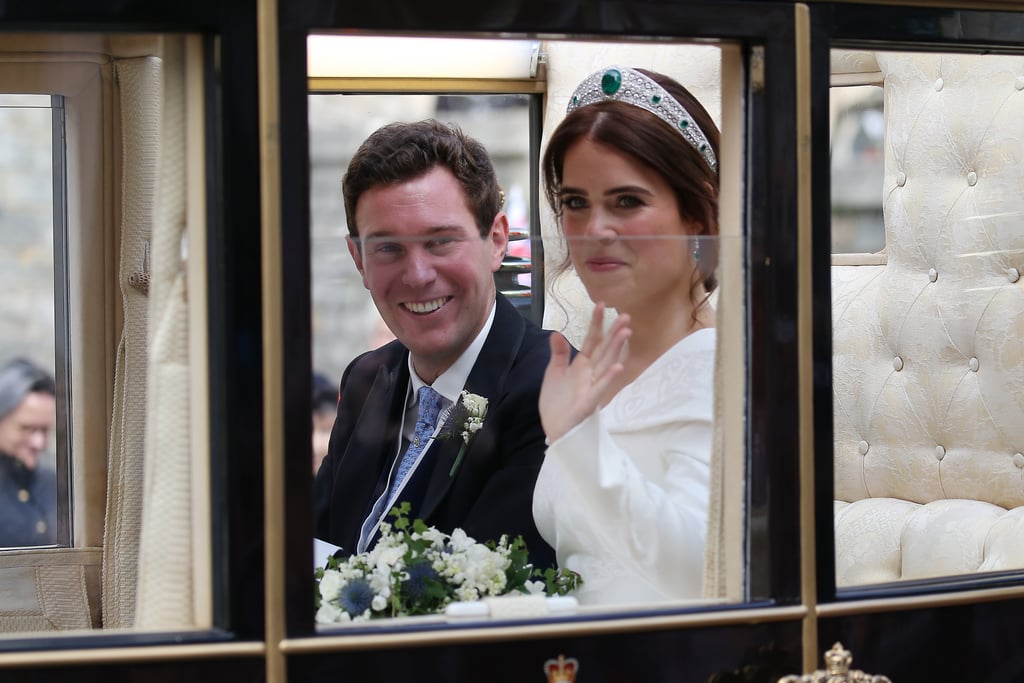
[{"xmin": 533, "ymin": 65, "xmax": 719, "ymax": 607}]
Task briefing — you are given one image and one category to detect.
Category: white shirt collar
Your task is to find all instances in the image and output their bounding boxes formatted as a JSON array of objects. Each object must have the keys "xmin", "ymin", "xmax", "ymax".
[{"xmin": 407, "ymin": 299, "xmax": 496, "ymax": 405}]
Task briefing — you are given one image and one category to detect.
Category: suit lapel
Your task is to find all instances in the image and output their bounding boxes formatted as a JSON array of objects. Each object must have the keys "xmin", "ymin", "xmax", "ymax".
[
  {"xmin": 337, "ymin": 355, "xmax": 409, "ymax": 545},
  {"xmin": 417, "ymin": 296, "xmax": 526, "ymax": 521}
]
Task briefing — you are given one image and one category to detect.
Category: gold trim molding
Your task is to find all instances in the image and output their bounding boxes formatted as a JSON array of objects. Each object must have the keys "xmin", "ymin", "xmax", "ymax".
[
  {"xmin": 308, "ymin": 76, "xmax": 545, "ymax": 93},
  {"xmin": 282, "ymin": 605, "xmax": 807, "ymax": 654}
]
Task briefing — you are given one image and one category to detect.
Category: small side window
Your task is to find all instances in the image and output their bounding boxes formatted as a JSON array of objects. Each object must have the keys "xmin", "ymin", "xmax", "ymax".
[
  {"xmin": 830, "ymin": 84, "xmax": 884, "ymax": 256},
  {"xmin": 0, "ymin": 93, "xmax": 67, "ymax": 549}
]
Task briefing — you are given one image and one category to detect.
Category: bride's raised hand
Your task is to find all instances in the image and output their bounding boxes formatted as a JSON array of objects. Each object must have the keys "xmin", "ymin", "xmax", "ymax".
[{"xmin": 539, "ymin": 303, "xmax": 631, "ymax": 443}]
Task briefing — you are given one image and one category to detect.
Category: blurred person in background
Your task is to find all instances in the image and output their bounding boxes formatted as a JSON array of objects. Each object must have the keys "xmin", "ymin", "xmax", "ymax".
[
  {"xmin": 0, "ymin": 358, "xmax": 57, "ymax": 546},
  {"xmin": 312, "ymin": 372, "xmax": 338, "ymax": 475}
]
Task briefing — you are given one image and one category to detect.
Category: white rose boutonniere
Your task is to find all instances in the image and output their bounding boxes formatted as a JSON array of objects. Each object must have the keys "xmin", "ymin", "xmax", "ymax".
[{"xmin": 445, "ymin": 390, "xmax": 488, "ymax": 477}]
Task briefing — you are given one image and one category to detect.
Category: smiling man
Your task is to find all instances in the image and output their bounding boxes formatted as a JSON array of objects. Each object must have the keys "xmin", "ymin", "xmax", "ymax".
[{"xmin": 313, "ymin": 120, "xmax": 555, "ymax": 571}]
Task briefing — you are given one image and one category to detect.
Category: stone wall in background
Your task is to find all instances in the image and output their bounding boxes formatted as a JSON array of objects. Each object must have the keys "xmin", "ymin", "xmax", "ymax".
[{"xmin": 0, "ymin": 99, "xmax": 57, "ymax": 380}]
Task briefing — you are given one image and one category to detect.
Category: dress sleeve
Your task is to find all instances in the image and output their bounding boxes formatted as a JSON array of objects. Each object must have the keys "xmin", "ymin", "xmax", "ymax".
[{"xmin": 532, "ymin": 404, "xmax": 711, "ymax": 598}]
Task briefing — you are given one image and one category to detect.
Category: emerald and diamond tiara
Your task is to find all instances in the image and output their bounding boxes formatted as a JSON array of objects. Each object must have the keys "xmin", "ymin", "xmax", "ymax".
[{"xmin": 566, "ymin": 65, "xmax": 718, "ymax": 172}]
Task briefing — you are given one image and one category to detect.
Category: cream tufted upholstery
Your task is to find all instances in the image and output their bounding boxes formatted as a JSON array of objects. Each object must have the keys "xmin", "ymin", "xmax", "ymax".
[{"xmin": 832, "ymin": 52, "xmax": 1024, "ymax": 586}]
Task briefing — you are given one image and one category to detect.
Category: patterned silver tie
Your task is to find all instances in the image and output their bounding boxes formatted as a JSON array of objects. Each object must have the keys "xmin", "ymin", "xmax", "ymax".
[{"xmin": 391, "ymin": 386, "xmax": 444, "ymax": 493}]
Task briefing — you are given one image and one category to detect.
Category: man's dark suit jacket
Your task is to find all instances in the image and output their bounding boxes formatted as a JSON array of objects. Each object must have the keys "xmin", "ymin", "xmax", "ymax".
[{"xmin": 314, "ymin": 294, "xmax": 556, "ymax": 571}]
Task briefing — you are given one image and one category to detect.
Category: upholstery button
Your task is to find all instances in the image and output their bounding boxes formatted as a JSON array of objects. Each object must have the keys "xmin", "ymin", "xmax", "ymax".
[
  {"xmin": 935, "ymin": 445, "xmax": 946, "ymax": 460},
  {"xmin": 893, "ymin": 356, "xmax": 904, "ymax": 371},
  {"xmin": 967, "ymin": 171, "xmax": 978, "ymax": 186},
  {"xmin": 896, "ymin": 171, "xmax": 907, "ymax": 187},
  {"xmin": 1014, "ymin": 452, "xmax": 1024, "ymax": 468},
  {"xmin": 1016, "ymin": 76, "xmax": 1024, "ymax": 91},
  {"xmin": 969, "ymin": 357, "xmax": 979, "ymax": 372},
  {"xmin": 1009, "ymin": 267, "xmax": 1020, "ymax": 283},
  {"xmin": 858, "ymin": 440, "xmax": 869, "ymax": 455},
  {"xmin": 934, "ymin": 77, "xmax": 944, "ymax": 91},
  {"xmin": 928, "ymin": 268, "xmax": 938, "ymax": 282}
]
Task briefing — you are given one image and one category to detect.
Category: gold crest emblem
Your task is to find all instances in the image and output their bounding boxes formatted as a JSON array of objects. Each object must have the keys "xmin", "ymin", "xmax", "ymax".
[{"xmin": 544, "ymin": 655, "xmax": 579, "ymax": 683}]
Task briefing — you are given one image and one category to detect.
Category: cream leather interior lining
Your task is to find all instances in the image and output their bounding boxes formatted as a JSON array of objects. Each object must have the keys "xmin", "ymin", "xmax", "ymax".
[{"xmin": 833, "ymin": 51, "xmax": 1024, "ymax": 585}]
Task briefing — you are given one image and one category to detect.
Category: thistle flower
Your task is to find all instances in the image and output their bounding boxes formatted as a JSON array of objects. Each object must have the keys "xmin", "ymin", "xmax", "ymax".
[{"xmin": 337, "ymin": 578, "xmax": 374, "ymax": 616}]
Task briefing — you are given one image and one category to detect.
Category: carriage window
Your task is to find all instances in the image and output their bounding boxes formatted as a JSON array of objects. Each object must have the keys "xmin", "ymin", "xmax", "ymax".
[
  {"xmin": 0, "ymin": 93, "xmax": 66, "ymax": 549},
  {"xmin": 831, "ymin": 48, "xmax": 1024, "ymax": 590},
  {"xmin": 0, "ymin": 33, "xmax": 212, "ymax": 636},
  {"xmin": 308, "ymin": 36, "xmax": 749, "ymax": 627}
]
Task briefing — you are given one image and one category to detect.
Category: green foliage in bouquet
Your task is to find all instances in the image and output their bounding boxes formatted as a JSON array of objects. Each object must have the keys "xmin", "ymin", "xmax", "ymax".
[{"xmin": 315, "ymin": 502, "xmax": 581, "ymax": 623}]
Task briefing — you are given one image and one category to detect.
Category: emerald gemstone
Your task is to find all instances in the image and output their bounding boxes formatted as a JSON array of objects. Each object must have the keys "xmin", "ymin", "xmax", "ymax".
[
  {"xmin": 601, "ymin": 68, "xmax": 622, "ymax": 95},
  {"xmin": 679, "ymin": 119, "xmax": 689, "ymax": 129},
  {"xmin": 651, "ymin": 94, "xmax": 662, "ymax": 104}
]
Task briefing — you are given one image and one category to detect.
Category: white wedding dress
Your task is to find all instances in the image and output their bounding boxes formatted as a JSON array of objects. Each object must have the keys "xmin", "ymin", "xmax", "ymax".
[{"xmin": 532, "ymin": 328, "xmax": 715, "ymax": 607}]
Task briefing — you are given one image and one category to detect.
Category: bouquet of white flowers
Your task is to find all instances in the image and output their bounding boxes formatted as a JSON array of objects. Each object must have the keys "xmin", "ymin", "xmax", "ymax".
[{"xmin": 315, "ymin": 503, "xmax": 581, "ymax": 623}]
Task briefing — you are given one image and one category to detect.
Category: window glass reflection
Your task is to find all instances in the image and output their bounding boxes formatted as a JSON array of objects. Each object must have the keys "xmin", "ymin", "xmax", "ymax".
[{"xmin": 308, "ymin": 40, "xmax": 746, "ymax": 622}]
